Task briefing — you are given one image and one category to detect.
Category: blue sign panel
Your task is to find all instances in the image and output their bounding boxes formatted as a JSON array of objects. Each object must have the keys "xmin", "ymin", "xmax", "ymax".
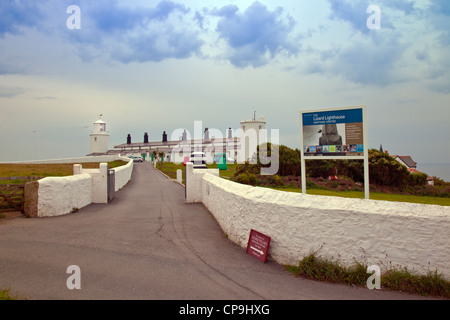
[{"xmin": 302, "ymin": 108, "xmax": 363, "ymax": 126}]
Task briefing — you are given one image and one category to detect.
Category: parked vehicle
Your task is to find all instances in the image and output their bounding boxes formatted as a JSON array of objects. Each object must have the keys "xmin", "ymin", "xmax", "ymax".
[
  {"xmin": 128, "ymin": 155, "xmax": 144, "ymax": 162},
  {"xmin": 213, "ymin": 153, "xmax": 234, "ymax": 163},
  {"xmin": 190, "ymin": 152, "xmax": 207, "ymax": 169}
]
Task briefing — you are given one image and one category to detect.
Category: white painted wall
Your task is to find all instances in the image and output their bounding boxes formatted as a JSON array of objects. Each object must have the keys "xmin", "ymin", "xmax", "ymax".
[
  {"xmin": 113, "ymin": 157, "xmax": 134, "ymax": 192},
  {"xmin": 90, "ymin": 163, "xmax": 109, "ymax": 204},
  {"xmin": 33, "ymin": 156, "xmax": 133, "ymax": 217},
  {"xmin": 196, "ymin": 173, "xmax": 450, "ymax": 279},
  {"xmin": 37, "ymin": 174, "xmax": 92, "ymax": 217},
  {"xmin": 185, "ymin": 162, "xmax": 219, "ymax": 203}
]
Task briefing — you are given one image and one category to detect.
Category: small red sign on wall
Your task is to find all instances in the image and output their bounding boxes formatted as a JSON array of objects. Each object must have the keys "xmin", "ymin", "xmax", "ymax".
[{"xmin": 246, "ymin": 229, "xmax": 271, "ymax": 263}]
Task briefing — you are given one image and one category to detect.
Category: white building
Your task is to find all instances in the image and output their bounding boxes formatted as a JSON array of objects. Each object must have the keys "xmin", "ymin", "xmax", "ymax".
[
  {"xmin": 239, "ymin": 114, "xmax": 266, "ymax": 162},
  {"xmin": 86, "ymin": 114, "xmax": 269, "ymax": 165},
  {"xmin": 89, "ymin": 117, "xmax": 110, "ymax": 155}
]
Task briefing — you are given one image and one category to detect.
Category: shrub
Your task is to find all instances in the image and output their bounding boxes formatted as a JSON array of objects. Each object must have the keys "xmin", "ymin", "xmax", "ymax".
[
  {"xmin": 408, "ymin": 172, "xmax": 428, "ymax": 186},
  {"xmin": 248, "ymin": 173, "xmax": 257, "ymax": 186},
  {"xmin": 234, "ymin": 173, "xmax": 258, "ymax": 186},
  {"xmin": 235, "ymin": 173, "xmax": 249, "ymax": 185},
  {"xmin": 369, "ymin": 149, "xmax": 410, "ymax": 186},
  {"xmin": 267, "ymin": 174, "xmax": 283, "ymax": 186}
]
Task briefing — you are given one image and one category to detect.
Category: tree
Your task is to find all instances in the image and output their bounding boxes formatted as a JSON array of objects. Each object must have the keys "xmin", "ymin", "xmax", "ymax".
[
  {"xmin": 257, "ymin": 143, "xmax": 301, "ymax": 176},
  {"xmin": 368, "ymin": 149, "xmax": 410, "ymax": 186}
]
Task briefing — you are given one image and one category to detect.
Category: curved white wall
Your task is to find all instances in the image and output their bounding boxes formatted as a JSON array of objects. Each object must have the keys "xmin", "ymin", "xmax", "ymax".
[
  {"xmin": 29, "ymin": 157, "xmax": 134, "ymax": 218},
  {"xmin": 200, "ymin": 173, "xmax": 450, "ymax": 279},
  {"xmin": 113, "ymin": 157, "xmax": 134, "ymax": 192}
]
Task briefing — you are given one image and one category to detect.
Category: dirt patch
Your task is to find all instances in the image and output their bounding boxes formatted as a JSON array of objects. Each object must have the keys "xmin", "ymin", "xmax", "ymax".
[{"xmin": 0, "ymin": 211, "xmax": 24, "ymax": 224}]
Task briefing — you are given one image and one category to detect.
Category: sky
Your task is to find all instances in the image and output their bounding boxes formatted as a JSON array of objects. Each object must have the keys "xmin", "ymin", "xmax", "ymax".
[{"xmin": 0, "ymin": 0, "xmax": 449, "ymax": 180}]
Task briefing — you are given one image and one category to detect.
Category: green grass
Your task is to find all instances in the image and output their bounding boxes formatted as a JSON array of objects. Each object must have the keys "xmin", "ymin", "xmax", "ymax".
[
  {"xmin": 0, "ymin": 288, "xmax": 19, "ymax": 300},
  {"xmin": 156, "ymin": 162, "xmax": 237, "ymax": 185},
  {"xmin": 0, "ymin": 160, "xmax": 128, "ymax": 180},
  {"xmin": 154, "ymin": 162, "xmax": 450, "ymax": 206},
  {"xmin": 268, "ymin": 186, "xmax": 450, "ymax": 206},
  {"xmin": 0, "ymin": 161, "xmax": 129, "ymax": 212},
  {"xmin": 285, "ymin": 254, "xmax": 450, "ymax": 298}
]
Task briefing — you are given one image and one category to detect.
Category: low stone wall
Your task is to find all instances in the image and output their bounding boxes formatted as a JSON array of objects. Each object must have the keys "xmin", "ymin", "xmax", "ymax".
[
  {"xmin": 197, "ymin": 173, "xmax": 450, "ymax": 279},
  {"xmin": 24, "ymin": 157, "xmax": 133, "ymax": 218},
  {"xmin": 113, "ymin": 157, "xmax": 134, "ymax": 192},
  {"xmin": 34, "ymin": 174, "xmax": 92, "ymax": 218},
  {"xmin": 185, "ymin": 162, "xmax": 219, "ymax": 203}
]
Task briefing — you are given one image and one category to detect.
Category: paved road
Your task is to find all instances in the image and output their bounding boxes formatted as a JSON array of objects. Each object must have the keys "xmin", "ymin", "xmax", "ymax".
[{"xmin": 0, "ymin": 163, "xmax": 435, "ymax": 300}]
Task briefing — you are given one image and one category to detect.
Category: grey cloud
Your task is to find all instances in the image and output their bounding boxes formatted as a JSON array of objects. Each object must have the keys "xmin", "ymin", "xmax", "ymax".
[
  {"xmin": 211, "ymin": 1, "xmax": 299, "ymax": 68},
  {"xmin": 0, "ymin": 0, "xmax": 43, "ymax": 37},
  {"xmin": 65, "ymin": 1, "xmax": 203, "ymax": 64}
]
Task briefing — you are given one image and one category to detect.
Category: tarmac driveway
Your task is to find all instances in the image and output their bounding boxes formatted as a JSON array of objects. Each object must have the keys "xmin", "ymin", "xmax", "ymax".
[{"xmin": 0, "ymin": 163, "xmax": 435, "ymax": 300}]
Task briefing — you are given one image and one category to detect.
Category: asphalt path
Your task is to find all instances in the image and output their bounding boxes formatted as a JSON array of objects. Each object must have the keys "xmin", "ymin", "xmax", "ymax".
[{"xmin": 0, "ymin": 163, "xmax": 436, "ymax": 300}]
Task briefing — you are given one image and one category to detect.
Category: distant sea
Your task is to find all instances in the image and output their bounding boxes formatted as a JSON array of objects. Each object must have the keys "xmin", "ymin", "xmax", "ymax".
[{"xmin": 417, "ymin": 163, "xmax": 450, "ymax": 182}]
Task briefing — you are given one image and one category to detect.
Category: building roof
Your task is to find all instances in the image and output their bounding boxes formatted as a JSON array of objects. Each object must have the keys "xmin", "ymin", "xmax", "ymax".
[
  {"xmin": 393, "ymin": 155, "xmax": 417, "ymax": 168},
  {"xmin": 113, "ymin": 137, "xmax": 240, "ymax": 149}
]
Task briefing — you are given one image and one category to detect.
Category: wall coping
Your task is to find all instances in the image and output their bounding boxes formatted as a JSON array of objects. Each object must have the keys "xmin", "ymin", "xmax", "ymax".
[{"xmin": 202, "ymin": 173, "xmax": 450, "ymax": 218}]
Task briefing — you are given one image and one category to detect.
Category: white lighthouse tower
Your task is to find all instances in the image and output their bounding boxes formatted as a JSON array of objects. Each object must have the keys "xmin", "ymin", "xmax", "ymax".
[
  {"xmin": 89, "ymin": 115, "xmax": 110, "ymax": 154},
  {"xmin": 239, "ymin": 112, "xmax": 266, "ymax": 162}
]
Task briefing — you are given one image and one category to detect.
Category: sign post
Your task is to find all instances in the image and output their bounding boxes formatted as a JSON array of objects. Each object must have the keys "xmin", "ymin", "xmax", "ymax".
[
  {"xmin": 300, "ymin": 105, "xmax": 369, "ymax": 199},
  {"xmin": 246, "ymin": 229, "xmax": 271, "ymax": 263}
]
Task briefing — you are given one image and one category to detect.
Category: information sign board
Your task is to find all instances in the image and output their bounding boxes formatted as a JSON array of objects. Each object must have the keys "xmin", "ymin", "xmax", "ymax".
[
  {"xmin": 300, "ymin": 105, "xmax": 369, "ymax": 199},
  {"xmin": 246, "ymin": 229, "xmax": 271, "ymax": 263},
  {"xmin": 302, "ymin": 107, "xmax": 365, "ymax": 158}
]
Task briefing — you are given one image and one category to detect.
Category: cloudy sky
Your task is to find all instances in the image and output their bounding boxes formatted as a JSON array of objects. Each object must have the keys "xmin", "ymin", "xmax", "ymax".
[{"xmin": 0, "ymin": 0, "xmax": 449, "ymax": 179}]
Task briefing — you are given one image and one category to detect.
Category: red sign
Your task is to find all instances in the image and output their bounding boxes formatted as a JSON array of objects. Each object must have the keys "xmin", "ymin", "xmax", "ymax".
[{"xmin": 246, "ymin": 229, "xmax": 271, "ymax": 263}]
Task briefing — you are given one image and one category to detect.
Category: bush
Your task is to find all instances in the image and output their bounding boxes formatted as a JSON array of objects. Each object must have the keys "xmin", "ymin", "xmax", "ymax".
[
  {"xmin": 234, "ymin": 173, "xmax": 257, "ymax": 186},
  {"xmin": 235, "ymin": 173, "xmax": 249, "ymax": 185},
  {"xmin": 408, "ymin": 172, "xmax": 428, "ymax": 186},
  {"xmin": 267, "ymin": 174, "xmax": 283, "ymax": 186},
  {"xmin": 257, "ymin": 143, "xmax": 301, "ymax": 176},
  {"xmin": 369, "ymin": 149, "xmax": 410, "ymax": 186},
  {"xmin": 248, "ymin": 173, "xmax": 257, "ymax": 186}
]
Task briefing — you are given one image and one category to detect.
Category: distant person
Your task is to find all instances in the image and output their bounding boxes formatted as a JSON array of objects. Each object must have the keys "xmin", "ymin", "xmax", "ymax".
[{"xmin": 319, "ymin": 124, "xmax": 342, "ymax": 145}]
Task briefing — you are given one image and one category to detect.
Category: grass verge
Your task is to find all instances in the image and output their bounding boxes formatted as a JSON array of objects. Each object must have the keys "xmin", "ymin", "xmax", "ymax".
[
  {"xmin": 155, "ymin": 162, "xmax": 237, "ymax": 185},
  {"xmin": 271, "ymin": 186, "xmax": 450, "ymax": 206},
  {"xmin": 0, "ymin": 160, "xmax": 128, "ymax": 179},
  {"xmin": 154, "ymin": 162, "xmax": 449, "ymax": 206},
  {"xmin": 0, "ymin": 288, "xmax": 20, "ymax": 300},
  {"xmin": 285, "ymin": 254, "xmax": 450, "ymax": 298}
]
